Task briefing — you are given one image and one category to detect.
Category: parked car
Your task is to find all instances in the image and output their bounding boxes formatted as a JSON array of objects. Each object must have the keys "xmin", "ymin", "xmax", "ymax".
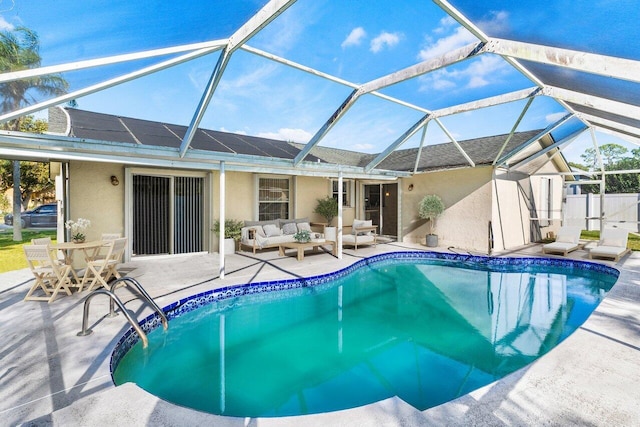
[{"xmin": 3, "ymin": 203, "xmax": 58, "ymax": 228}]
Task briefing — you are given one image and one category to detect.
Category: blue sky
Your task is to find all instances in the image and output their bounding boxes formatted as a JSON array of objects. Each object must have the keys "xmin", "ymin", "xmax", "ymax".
[{"xmin": 1, "ymin": 0, "xmax": 638, "ymax": 164}]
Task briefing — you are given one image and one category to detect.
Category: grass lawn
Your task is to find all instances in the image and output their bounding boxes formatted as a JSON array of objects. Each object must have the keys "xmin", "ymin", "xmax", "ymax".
[{"xmin": 0, "ymin": 229, "xmax": 58, "ymax": 273}]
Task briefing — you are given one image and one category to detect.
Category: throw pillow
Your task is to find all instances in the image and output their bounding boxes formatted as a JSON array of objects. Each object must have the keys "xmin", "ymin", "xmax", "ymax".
[
  {"xmin": 297, "ymin": 222, "xmax": 311, "ymax": 232},
  {"xmin": 263, "ymin": 223, "xmax": 282, "ymax": 237},
  {"xmin": 282, "ymin": 222, "xmax": 298, "ymax": 235},
  {"xmin": 352, "ymin": 219, "xmax": 373, "ymax": 235}
]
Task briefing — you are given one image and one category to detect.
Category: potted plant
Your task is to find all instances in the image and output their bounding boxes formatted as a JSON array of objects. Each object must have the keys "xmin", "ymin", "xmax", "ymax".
[
  {"xmin": 313, "ymin": 196, "xmax": 338, "ymax": 225},
  {"xmin": 65, "ymin": 218, "xmax": 91, "ymax": 243},
  {"xmin": 213, "ymin": 219, "xmax": 244, "ymax": 254},
  {"xmin": 418, "ymin": 194, "xmax": 445, "ymax": 247},
  {"xmin": 293, "ymin": 229, "xmax": 311, "ymax": 243}
]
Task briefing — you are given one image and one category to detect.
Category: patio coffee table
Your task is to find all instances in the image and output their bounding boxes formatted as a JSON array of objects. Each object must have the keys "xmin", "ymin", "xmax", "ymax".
[{"xmin": 278, "ymin": 240, "xmax": 336, "ymax": 261}]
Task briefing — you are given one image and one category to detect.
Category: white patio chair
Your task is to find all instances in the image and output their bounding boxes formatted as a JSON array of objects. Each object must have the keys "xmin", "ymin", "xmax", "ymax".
[
  {"xmin": 541, "ymin": 226, "xmax": 583, "ymax": 256},
  {"xmin": 23, "ymin": 244, "xmax": 73, "ymax": 303},
  {"xmin": 589, "ymin": 228, "xmax": 630, "ymax": 262},
  {"xmin": 82, "ymin": 237, "xmax": 127, "ymax": 292}
]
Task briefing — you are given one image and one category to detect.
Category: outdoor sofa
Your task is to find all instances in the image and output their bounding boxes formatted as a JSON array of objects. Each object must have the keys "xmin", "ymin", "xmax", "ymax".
[{"xmin": 240, "ymin": 218, "xmax": 317, "ymax": 254}]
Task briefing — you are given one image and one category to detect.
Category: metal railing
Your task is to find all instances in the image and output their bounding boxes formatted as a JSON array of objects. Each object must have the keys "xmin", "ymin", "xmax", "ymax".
[{"xmin": 77, "ymin": 277, "xmax": 168, "ymax": 348}]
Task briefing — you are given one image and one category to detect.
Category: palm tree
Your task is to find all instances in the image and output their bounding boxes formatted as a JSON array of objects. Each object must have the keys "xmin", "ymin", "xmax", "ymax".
[{"xmin": 0, "ymin": 26, "xmax": 68, "ymax": 240}]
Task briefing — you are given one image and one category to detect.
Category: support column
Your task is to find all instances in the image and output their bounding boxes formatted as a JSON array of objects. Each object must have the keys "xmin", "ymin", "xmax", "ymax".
[
  {"xmin": 337, "ymin": 170, "xmax": 343, "ymax": 259},
  {"xmin": 219, "ymin": 161, "xmax": 225, "ymax": 279}
]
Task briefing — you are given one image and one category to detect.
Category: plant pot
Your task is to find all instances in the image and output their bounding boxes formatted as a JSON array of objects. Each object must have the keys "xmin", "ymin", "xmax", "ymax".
[
  {"xmin": 426, "ymin": 234, "xmax": 438, "ymax": 247},
  {"xmin": 223, "ymin": 238, "xmax": 236, "ymax": 255},
  {"xmin": 324, "ymin": 227, "xmax": 337, "ymax": 242}
]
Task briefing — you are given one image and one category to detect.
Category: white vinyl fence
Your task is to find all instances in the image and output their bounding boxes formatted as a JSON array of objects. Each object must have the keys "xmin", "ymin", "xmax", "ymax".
[{"xmin": 564, "ymin": 193, "xmax": 640, "ymax": 231}]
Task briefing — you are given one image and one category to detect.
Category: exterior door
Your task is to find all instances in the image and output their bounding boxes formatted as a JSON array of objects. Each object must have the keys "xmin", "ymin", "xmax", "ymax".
[
  {"xmin": 132, "ymin": 174, "xmax": 204, "ymax": 256},
  {"xmin": 364, "ymin": 183, "xmax": 397, "ymax": 238}
]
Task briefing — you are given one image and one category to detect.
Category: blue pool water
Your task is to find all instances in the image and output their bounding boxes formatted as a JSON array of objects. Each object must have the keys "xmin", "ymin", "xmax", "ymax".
[{"xmin": 111, "ymin": 252, "xmax": 618, "ymax": 417}]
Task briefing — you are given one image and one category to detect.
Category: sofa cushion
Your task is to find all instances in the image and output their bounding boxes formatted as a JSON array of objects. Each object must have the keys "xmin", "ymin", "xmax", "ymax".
[
  {"xmin": 263, "ymin": 223, "xmax": 283, "ymax": 237},
  {"xmin": 297, "ymin": 222, "xmax": 311, "ymax": 232},
  {"xmin": 282, "ymin": 222, "xmax": 298, "ymax": 235}
]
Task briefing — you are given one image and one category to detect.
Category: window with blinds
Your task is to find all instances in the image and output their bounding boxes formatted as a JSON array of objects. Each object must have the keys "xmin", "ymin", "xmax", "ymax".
[{"xmin": 258, "ymin": 177, "xmax": 290, "ymax": 221}]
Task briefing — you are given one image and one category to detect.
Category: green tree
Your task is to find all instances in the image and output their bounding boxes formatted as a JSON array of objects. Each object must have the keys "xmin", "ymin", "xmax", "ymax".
[
  {"xmin": 0, "ymin": 26, "xmax": 68, "ymax": 240},
  {"xmin": 580, "ymin": 143, "xmax": 628, "ymax": 170}
]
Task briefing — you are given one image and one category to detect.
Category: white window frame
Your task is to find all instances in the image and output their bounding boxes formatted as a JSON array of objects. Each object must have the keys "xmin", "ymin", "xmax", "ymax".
[
  {"xmin": 255, "ymin": 175, "xmax": 292, "ymax": 221},
  {"xmin": 331, "ymin": 179, "xmax": 354, "ymax": 207}
]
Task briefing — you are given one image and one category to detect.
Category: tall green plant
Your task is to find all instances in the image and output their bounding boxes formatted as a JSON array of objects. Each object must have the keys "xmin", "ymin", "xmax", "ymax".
[
  {"xmin": 314, "ymin": 196, "xmax": 338, "ymax": 224},
  {"xmin": 418, "ymin": 194, "xmax": 445, "ymax": 235}
]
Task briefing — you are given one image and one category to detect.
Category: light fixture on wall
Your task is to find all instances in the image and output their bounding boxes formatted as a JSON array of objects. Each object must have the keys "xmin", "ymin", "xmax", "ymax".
[
  {"xmin": 408, "ymin": 184, "xmax": 414, "ymax": 191},
  {"xmin": 110, "ymin": 175, "xmax": 119, "ymax": 186}
]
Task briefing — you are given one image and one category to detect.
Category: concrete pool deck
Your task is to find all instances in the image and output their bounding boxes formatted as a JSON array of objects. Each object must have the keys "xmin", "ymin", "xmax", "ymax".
[{"xmin": 1, "ymin": 241, "xmax": 639, "ymax": 426}]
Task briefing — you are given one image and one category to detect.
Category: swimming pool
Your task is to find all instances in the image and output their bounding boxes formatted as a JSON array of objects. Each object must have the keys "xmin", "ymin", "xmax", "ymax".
[{"xmin": 111, "ymin": 252, "xmax": 618, "ymax": 417}]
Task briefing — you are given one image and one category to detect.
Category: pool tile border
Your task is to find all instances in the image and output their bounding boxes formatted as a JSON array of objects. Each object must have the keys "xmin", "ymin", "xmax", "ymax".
[{"xmin": 109, "ymin": 251, "xmax": 620, "ymax": 379}]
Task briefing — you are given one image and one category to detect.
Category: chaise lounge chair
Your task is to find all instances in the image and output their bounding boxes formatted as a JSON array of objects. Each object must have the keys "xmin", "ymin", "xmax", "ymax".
[
  {"xmin": 589, "ymin": 228, "xmax": 631, "ymax": 262},
  {"xmin": 541, "ymin": 226, "xmax": 583, "ymax": 256}
]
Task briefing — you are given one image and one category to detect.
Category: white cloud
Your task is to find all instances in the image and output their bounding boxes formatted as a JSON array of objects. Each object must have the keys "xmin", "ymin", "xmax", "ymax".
[
  {"xmin": 433, "ymin": 16, "xmax": 457, "ymax": 34},
  {"xmin": 258, "ymin": 128, "xmax": 312, "ymax": 143},
  {"xmin": 419, "ymin": 54, "xmax": 510, "ymax": 92},
  {"xmin": 341, "ymin": 27, "xmax": 366, "ymax": 48},
  {"xmin": 219, "ymin": 127, "xmax": 247, "ymax": 136},
  {"xmin": 0, "ymin": 15, "xmax": 14, "ymax": 31},
  {"xmin": 545, "ymin": 112, "xmax": 566, "ymax": 124},
  {"xmin": 418, "ymin": 26, "xmax": 476, "ymax": 60},
  {"xmin": 370, "ymin": 31, "xmax": 401, "ymax": 53}
]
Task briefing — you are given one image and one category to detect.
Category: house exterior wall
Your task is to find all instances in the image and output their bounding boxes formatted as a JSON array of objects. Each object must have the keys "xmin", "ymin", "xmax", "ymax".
[
  {"xmin": 492, "ymin": 170, "xmax": 531, "ymax": 251},
  {"xmin": 401, "ymin": 167, "xmax": 493, "ymax": 253},
  {"xmin": 68, "ymin": 161, "xmax": 125, "ymax": 241}
]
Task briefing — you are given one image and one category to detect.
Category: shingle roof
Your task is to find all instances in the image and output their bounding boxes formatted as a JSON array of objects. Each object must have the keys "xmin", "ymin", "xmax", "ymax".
[
  {"xmin": 64, "ymin": 108, "xmax": 559, "ymax": 173},
  {"xmin": 65, "ymin": 108, "xmax": 322, "ymax": 162}
]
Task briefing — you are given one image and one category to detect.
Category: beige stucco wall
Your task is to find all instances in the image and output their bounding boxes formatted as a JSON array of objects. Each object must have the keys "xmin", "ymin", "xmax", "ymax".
[
  {"xmin": 401, "ymin": 167, "xmax": 493, "ymax": 253},
  {"xmin": 492, "ymin": 170, "xmax": 531, "ymax": 251},
  {"xmin": 68, "ymin": 161, "xmax": 125, "ymax": 241}
]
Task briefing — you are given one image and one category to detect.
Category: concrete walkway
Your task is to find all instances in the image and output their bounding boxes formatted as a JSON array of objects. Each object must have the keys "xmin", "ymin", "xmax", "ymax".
[{"xmin": 1, "ymin": 242, "xmax": 639, "ymax": 426}]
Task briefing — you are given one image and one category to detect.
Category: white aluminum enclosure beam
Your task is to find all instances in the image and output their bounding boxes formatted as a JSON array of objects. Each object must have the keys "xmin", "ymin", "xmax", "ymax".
[
  {"xmin": 432, "ymin": 87, "xmax": 540, "ymax": 119},
  {"xmin": 294, "ymin": 41, "xmax": 488, "ymax": 166},
  {"xmin": 365, "ymin": 113, "xmax": 431, "ymax": 172},
  {"xmin": 509, "ymin": 127, "xmax": 585, "ymax": 171},
  {"xmin": 0, "ymin": 47, "xmax": 221, "ymax": 125},
  {"xmin": 434, "ymin": 0, "xmax": 545, "ymax": 88},
  {"xmin": 493, "ymin": 96, "xmax": 536, "ymax": 165},
  {"xmin": 294, "ymin": 89, "xmax": 362, "ymax": 165},
  {"xmin": 241, "ymin": 45, "xmax": 430, "ymax": 114},
  {"xmin": 544, "ymin": 86, "xmax": 640, "ymax": 121},
  {"xmin": 434, "ymin": 118, "xmax": 475, "ymax": 167},
  {"xmin": 496, "ymin": 113, "xmax": 573, "ymax": 167},
  {"xmin": 587, "ymin": 120, "xmax": 640, "ymax": 144},
  {"xmin": 179, "ymin": 0, "xmax": 298, "ymax": 157},
  {"xmin": 486, "ymin": 38, "xmax": 640, "ymax": 84},
  {"xmin": 179, "ymin": 49, "xmax": 232, "ymax": 157},
  {"xmin": 413, "ymin": 122, "xmax": 430, "ymax": 174},
  {"xmin": 0, "ymin": 40, "xmax": 226, "ymax": 84},
  {"xmin": 359, "ymin": 41, "xmax": 487, "ymax": 94}
]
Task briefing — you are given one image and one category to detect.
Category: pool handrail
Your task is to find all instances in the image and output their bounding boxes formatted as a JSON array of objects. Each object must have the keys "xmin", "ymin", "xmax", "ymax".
[
  {"xmin": 107, "ymin": 277, "xmax": 168, "ymax": 331},
  {"xmin": 77, "ymin": 289, "xmax": 149, "ymax": 348}
]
